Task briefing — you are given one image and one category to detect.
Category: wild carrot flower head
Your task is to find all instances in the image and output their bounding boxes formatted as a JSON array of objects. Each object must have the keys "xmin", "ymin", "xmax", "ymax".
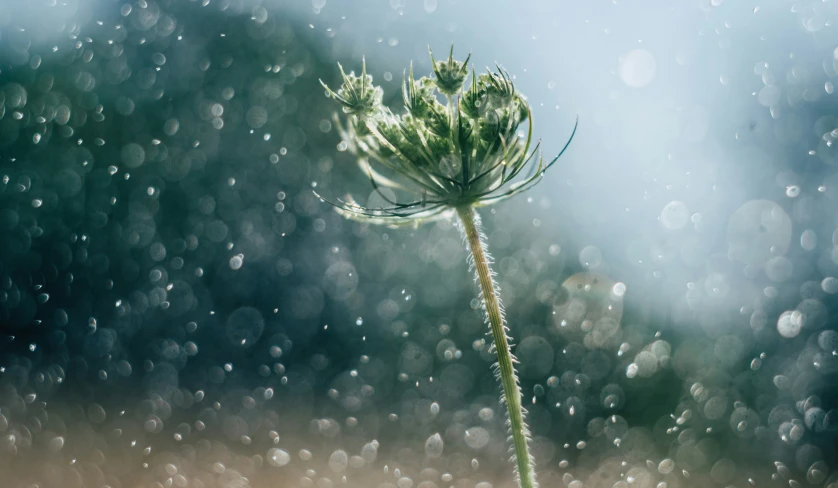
[{"xmin": 317, "ymin": 46, "xmax": 577, "ymax": 227}]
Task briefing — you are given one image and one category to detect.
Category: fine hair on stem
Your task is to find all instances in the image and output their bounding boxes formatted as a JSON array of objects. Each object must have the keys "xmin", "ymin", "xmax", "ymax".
[{"xmin": 457, "ymin": 205, "xmax": 536, "ymax": 488}]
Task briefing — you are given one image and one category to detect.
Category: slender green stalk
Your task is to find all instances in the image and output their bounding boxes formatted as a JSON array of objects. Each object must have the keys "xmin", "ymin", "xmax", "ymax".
[{"xmin": 457, "ymin": 205, "xmax": 536, "ymax": 488}]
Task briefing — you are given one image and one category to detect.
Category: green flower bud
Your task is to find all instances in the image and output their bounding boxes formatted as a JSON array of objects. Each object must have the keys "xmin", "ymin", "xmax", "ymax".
[
  {"xmin": 425, "ymin": 103, "xmax": 450, "ymax": 137},
  {"xmin": 353, "ymin": 117, "xmax": 372, "ymax": 137},
  {"xmin": 460, "ymin": 68, "xmax": 485, "ymax": 119},
  {"xmin": 429, "ymin": 45, "xmax": 471, "ymax": 96},
  {"xmin": 427, "ymin": 133, "xmax": 454, "ymax": 157},
  {"xmin": 456, "ymin": 116, "xmax": 475, "ymax": 154},
  {"xmin": 376, "ymin": 117, "xmax": 403, "ymax": 157},
  {"xmin": 402, "ymin": 65, "xmax": 437, "ymax": 118},
  {"xmin": 482, "ymin": 67, "xmax": 515, "ymax": 108},
  {"xmin": 400, "ymin": 114, "xmax": 424, "ymax": 147},
  {"xmin": 320, "ymin": 58, "xmax": 383, "ymax": 118},
  {"xmin": 479, "ymin": 109, "xmax": 501, "ymax": 143}
]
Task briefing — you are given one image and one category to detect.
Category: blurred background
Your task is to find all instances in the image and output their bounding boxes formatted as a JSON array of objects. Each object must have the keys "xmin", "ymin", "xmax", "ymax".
[{"xmin": 1, "ymin": 0, "xmax": 838, "ymax": 487}]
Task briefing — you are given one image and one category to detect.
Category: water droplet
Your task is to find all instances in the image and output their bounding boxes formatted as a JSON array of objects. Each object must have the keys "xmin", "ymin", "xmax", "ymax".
[
  {"xmin": 619, "ymin": 49, "xmax": 656, "ymax": 87},
  {"xmin": 424, "ymin": 433, "xmax": 444, "ymax": 458},
  {"xmin": 267, "ymin": 448, "xmax": 291, "ymax": 467},
  {"xmin": 329, "ymin": 449, "xmax": 349, "ymax": 473},
  {"xmin": 660, "ymin": 201, "xmax": 689, "ymax": 229}
]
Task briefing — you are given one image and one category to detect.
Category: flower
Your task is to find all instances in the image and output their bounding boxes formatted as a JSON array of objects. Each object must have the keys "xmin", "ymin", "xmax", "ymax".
[
  {"xmin": 317, "ymin": 46, "xmax": 577, "ymax": 227},
  {"xmin": 319, "ymin": 57, "xmax": 383, "ymax": 118},
  {"xmin": 429, "ymin": 45, "xmax": 471, "ymax": 96}
]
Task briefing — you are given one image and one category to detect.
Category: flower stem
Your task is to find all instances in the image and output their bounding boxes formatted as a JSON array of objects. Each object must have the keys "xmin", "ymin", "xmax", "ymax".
[{"xmin": 456, "ymin": 205, "xmax": 536, "ymax": 488}]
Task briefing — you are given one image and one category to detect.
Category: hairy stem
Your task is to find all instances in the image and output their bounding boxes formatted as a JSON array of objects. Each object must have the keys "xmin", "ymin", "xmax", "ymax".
[{"xmin": 456, "ymin": 205, "xmax": 536, "ymax": 488}]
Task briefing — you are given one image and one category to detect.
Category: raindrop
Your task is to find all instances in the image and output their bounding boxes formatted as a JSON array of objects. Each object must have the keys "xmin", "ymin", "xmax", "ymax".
[
  {"xmin": 424, "ymin": 433, "xmax": 444, "ymax": 458},
  {"xmin": 579, "ymin": 246, "xmax": 603, "ymax": 269},
  {"xmin": 777, "ymin": 310, "xmax": 803, "ymax": 338},
  {"xmin": 619, "ymin": 49, "xmax": 656, "ymax": 87},
  {"xmin": 660, "ymin": 201, "xmax": 689, "ymax": 229},
  {"xmin": 121, "ymin": 143, "xmax": 145, "ymax": 168},
  {"xmin": 821, "ymin": 277, "xmax": 838, "ymax": 294},
  {"xmin": 329, "ymin": 450, "xmax": 349, "ymax": 473},
  {"xmin": 267, "ymin": 448, "xmax": 291, "ymax": 467},
  {"xmin": 612, "ymin": 282, "xmax": 627, "ymax": 298},
  {"xmin": 226, "ymin": 306, "xmax": 265, "ymax": 347},
  {"xmin": 48, "ymin": 436, "xmax": 65, "ymax": 452},
  {"xmin": 464, "ymin": 427, "xmax": 490, "ymax": 449}
]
